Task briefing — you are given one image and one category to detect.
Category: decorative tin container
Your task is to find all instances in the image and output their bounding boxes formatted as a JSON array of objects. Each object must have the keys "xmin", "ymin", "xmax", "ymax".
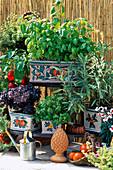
[
  {"xmin": 41, "ymin": 120, "xmax": 61, "ymax": 134},
  {"xmin": 29, "ymin": 60, "xmax": 74, "ymax": 84},
  {"xmin": 10, "ymin": 112, "xmax": 40, "ymax": 132},
  {"xmin": 84, "ymin": 108, "xmax": 101, "ymax": 133}
]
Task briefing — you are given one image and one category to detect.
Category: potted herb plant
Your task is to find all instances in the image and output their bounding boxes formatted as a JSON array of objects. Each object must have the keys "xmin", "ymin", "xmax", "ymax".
[
  {"xmin": 34, "ymin": 94, "xmax": 71, "ymax": 134},
  {"xmin": 20, "ymin": 0, "xmax": 97, "ymax": 84},
  {"xmin": 84, "ymin": 42, "xmax": 113, "ymax": 133},
  {"xmin": 53, "ymin": 42, "xmax": 113, "ymax": 132},
  {"xmin": 0, "ymin": 84, "xmax": 41, "ymax": 131}
]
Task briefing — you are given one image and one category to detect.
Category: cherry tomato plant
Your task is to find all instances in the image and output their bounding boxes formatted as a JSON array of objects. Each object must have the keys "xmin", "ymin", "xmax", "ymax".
[{"xmin": 0, "ymin": 49, "xmax": 30, "ymax": 85}]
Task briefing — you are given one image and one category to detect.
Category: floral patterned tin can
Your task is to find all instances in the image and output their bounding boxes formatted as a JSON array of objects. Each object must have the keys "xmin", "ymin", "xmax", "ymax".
[
  {"xmin": 84, "ymin": 109, "xmax": 101, "ymax": 133},
  {"xmin": 10, "ymin": 112, "xmax": 40, "ymax": 132},
  {"xmin": 29, "ymin": 60, "xmax": 74, "ymax": 84},
  {"xmin": 41, "ymin": 120, "xmax": 61, "ymax": 134}
]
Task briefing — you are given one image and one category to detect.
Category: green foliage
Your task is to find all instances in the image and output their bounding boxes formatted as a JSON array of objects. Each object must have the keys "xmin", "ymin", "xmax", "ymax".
[
  {"xmin": 85, "ymin": 146, "xmax": 113, "ymax": 170},
  {"xmin": 21, "ymin": 1, "xmax": 97, "ymax": 62},
  {"xmin": 34, "ymin": 94, "xmax": 71, "ymax": 124},
  {"xmin": 53, "ymin": 42, "xmax": 113, "ymax": 118},
  {"xmin": 0, "ymin": 13, "xmax": 39, "ymax": 53},
  {"xmin": 53, "ymin": 55, "xmax": 94, "ymax": 118},
  {"xmin": 0, "ymin": 114, "xmax": 13, "ymax": 154},
  {"xmin": 0, "ymin": 141, "xmax": 13, "ymax": 155},
  {"xmin": 0, "ymin": 69, "xmax": 8, "ymax": 92},
  {"xmin": 0, "ymin": 105, "xmax": 6, "ymax": 116},
  {"xmin": 0, "ymin": 49, "xmax": 30, "ymax": 84},
  {"xmin": 100, "ymin": 121, "xmax": 113, "ymax": 147},
  {"xmin": 0, "ymin": 12, "xmax": 40, "ymax": 87},
  {"xmin": 90, "ymin": 42, "xmax": 113, "ymax": 106},
  {"xmin": 0, "ymin": 14, "xmax": 26, "ymax": 53},
  {"xmin": 96, "ymin": 107, "xmax": 113, "ymax": 147},
  {"xmin": 0, "ymin": 114, "xmax": 10, "ymax": 133}
]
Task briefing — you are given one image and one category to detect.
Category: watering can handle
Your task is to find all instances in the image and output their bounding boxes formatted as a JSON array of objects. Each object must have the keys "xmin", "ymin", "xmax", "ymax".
[
  {"xmin": 36, "ymin": 140, "xmax": 42, "ymax": 148},
  {"xmin": 23, "ymin": 129, "xmax": 32, "ymax": 144}
]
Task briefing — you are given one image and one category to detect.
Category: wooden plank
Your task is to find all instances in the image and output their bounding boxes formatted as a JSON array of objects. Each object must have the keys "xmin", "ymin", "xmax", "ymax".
[{"xmin": 47, "ymin": 87, "xmax": 60, "ymax": 96}]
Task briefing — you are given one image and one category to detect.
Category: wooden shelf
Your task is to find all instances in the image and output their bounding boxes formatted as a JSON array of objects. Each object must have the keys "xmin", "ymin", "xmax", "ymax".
[{"xmin": 10, "ymin": 130, "xmax": 84, "ymax": 138}]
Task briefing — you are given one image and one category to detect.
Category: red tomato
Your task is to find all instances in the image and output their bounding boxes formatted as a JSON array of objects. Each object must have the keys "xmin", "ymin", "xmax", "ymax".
[
  {"xmin": 8, "ymin": 82, "xmax": 17, "ymax": 89},
  {"xmin": 80, "ymin": 143, "xmax": 88, "ymax": 153},
  {"xmin": 69, "ymin": 152, "xmax": 76, "ymax": 160},
  {"xmin": 0, "ymin": 134, "xmax": 3, "ymax": 137},
  {"xmin": 8, "ymin": 71, "xmax": 14, "ymax": 76},
  {"xmin": 7, "ymin": 71, "xmax": 14, "ymax": 81},
  {"xmin": 5, "ymin": 142, "xmax": 8, "ymax": 145},
  {"xmin": 4, "ymin": 132, "xmax": 8, "ymax": 137},
  {"xmin": 8, "ymin": 75, "xmax": 14, "ymax": 81},
  {"xmin": 20, "ymin": 76, "xmax": 28, "ymax": 86},
  {"xmin": 73, "ymin": 152, "xmax": 84, "ymax": 161}
]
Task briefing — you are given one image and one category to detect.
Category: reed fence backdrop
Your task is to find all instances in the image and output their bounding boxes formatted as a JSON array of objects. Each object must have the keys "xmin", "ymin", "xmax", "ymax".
[{"xmin": 0, "ymin": 0, "xmax": 113, "ymax": 61}]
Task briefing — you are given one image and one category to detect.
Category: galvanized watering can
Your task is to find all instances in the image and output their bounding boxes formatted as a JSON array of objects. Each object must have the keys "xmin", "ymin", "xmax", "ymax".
[{"xmin": 5, "ymin": 129, "xmax": 42, "ymax": 161}]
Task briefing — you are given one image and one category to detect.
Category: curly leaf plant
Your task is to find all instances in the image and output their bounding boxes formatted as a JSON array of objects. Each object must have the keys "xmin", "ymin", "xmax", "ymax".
[{"xmin": 34, "ymin": 94, "xmax": 71, "ymax": 125}]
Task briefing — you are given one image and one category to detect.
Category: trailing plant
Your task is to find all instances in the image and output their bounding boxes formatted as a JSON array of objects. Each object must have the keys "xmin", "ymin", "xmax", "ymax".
[
  {"xmin": 21, "ymin": 0, "xmax": 97, "ymax": 63},
  {"xmin": 0, "ymin": 84, "xmax": 41, "ymax": 115},
  {"xmin": 0, "ymin": 114, "xmax": 13, "ymax": 154},
  {"xmin": 84, "ymin": 145, "xmax": 113, "ymax": 170},
  {"xmin": 34, "ymin": 94, "xmax": 71, "ymax": 124}
]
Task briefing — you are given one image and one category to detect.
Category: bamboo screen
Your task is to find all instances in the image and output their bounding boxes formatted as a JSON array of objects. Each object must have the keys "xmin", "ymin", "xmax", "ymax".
[{"xmin": 0, "ymin": 0, "xmax": 113, "ymax": 61}]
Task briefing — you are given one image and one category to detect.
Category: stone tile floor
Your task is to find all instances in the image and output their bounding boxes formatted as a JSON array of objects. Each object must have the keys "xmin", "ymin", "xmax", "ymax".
[{"xmin": 0, "ymin": 142, "xmax": 98, "ymax": 170}]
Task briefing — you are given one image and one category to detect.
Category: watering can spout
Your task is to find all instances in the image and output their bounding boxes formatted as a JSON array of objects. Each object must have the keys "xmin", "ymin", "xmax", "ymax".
[{"xmin": 5, "ymin": 128, "xmax": 20, "ymax": 153}]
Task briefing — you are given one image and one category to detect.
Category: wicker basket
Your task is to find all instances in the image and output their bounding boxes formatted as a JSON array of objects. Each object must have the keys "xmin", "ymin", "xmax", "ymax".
[{"xmin": 69, "ymin": 157, "xmax": 91, "ymax": 166}]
